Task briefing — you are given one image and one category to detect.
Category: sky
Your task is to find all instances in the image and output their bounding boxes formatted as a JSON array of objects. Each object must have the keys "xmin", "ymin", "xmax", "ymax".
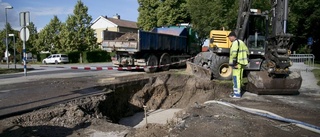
[{"xmin": 0, "ymin": 0, "xmax": 139, "ymax": 31}]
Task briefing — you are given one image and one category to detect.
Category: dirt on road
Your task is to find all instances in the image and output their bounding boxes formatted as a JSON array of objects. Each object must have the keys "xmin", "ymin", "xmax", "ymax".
[{"xmin": 0, "ymin": 71, "xmax": 319, "ymax": 137}]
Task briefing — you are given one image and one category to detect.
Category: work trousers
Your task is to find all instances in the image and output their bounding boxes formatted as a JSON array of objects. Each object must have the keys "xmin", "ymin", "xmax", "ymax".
[{"xmin": 232, "ymin": 64, "xmax": 245, "ymax": 98}]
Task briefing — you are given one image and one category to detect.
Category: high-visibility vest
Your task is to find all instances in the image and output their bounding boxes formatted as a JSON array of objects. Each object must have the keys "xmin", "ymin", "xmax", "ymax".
[{"xmin": 229, "ymin": 39, "xmax": 249, "ymax": 65}]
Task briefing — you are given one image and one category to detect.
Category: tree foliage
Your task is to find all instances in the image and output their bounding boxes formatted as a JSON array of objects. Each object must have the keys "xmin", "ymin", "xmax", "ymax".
[
  {"xmin": 137, "ymin": 0, "xmax": 160, "ymax": 31},
  {"xmin": 288, "ymin": 0, "xmax": 320, "ymax": 56},
  {"xmin": 60, "ymin": 0, "xmax": 97, "ymax": 62},
  {"xmin": 37, "ymin": 16, "xmax": 62, "ymax": 53},
  {"xmin": 26, "ymin": 22, "xmax": 39, "ymax": 55},
  {"xmin": 186, "ymin": 0, "xmax": 237, "ymax": 39},
  {"xmin": 138, "ymin": 0, "xmax": 190, "ymax": 30},
  {"xmin": 0, "ymin": 23, "xmax": 21, "ymax": 60},
  {"xmin": 156, "ymin": 0, "xmax": 190, "ymax": 27}
]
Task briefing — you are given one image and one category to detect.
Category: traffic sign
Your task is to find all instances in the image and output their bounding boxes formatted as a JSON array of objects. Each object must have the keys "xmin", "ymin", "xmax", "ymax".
[
  {"xmin": 307, "ymin": 37, "xmax": 313, "ymax": 46},
  {"xmin": 19, "ymin": 12, "xmax": 30, "ymax": 27},
  {"xmin": 20, "ymin": 27, "xmax": 30, "ymax": 42}
]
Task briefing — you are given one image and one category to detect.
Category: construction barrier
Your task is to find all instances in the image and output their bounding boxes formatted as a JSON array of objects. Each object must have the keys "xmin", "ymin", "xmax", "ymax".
[
  {"xmin": 40, "ymin": 57, "xmax": 195, "ymax": 70},
  {"xmin": 289, "ymin": 54, "xmax": 315, "ymax": 67}
]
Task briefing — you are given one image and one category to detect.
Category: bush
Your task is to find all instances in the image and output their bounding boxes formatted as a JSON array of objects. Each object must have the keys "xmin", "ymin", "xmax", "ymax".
[
  {"xmin": 296, "ymin": 45, "xmax": 312, "ymax": 54},
  {"xmin": 86, "ymin": 50, "xmax": 111, "ymax": 63},
  {"xmin": 68, "ymin": 51, "xmax": 81, "ymax": 63},
  {"xmin": 38, "ymin": 53, "xmax": 50, "ymax": 62},
  {"xmin": 67, "ymin": 50, "xmax": 112, "ymax": 63},
  {"xmin": 312, "ymin": 69, "xmax": 320, "ymax": 86}
]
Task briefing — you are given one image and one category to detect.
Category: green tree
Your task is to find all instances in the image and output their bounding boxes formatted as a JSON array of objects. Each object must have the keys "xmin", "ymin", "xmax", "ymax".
[
  {"xmin": 251, "ymin": 0, "xmax": 271, "ymax": 11},
  {"xmin": 137, "ymin": 0, "xmax": 160, "ymax": 31},
  {"xmin": 37, "ymin": 16, "xmax": 62, "ymax": 53},
  {"xmin": 61, "ymin": 0, "xmax": 97, "ymax": 63},
  {"xmin": 26, "ymin": 22, "xmax": 39, "ymax": 55},
  {"xmin": 186, "ymin": 0, "xmax": 236, "ymax": 40},
  {"xmin": 288, "ymin": 0, "xmax": 320, "ymax": 57},
  {"xmin": 138, "ymin": 0, "xmax": 191, "ymax": 30},
  {"xmin": 59, "ymin": 22, "xmax": 72, "ymax": 53},
  {"xmin": 0, "ymin": 23, "xmax": 15, "ymax": 60},
  {"xmin": 156, "ymin": 0, "xmax": 190, "ymax": 27}
]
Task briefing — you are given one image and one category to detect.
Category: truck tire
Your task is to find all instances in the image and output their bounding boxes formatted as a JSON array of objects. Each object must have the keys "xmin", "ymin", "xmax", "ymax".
[
  {"xmin": 160, "ymin": 53, "xmax": 171, "ymax": 71},
  {"xmin": 144, "ymin": 54, "xmax": 158, "ymax": 73},
  {"xmin": 210, "ymin": 54, "xmax": 232, "ymax": 80}
]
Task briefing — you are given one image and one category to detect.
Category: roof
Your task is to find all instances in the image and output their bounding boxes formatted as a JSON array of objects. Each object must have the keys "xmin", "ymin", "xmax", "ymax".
[
  {"xmin": 92, "ymin": 16, "xmax": 138, "ymax": 29},
  {"xmin": 96, "ymin": 16, "xmax": 138, "ymax": 29}
]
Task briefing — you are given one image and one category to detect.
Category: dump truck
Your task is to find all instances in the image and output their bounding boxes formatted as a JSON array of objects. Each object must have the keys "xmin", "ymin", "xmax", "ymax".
[
  {"xmin": 187, "ymin": 0, "xmax": 302, "ymax": 95},
  {"xmin": 102, "ymin": 24, "xmax": 200, "ymax": 72}
]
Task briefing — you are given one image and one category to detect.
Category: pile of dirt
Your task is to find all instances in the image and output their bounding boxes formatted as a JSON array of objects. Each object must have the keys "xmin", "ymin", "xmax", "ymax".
[
  {"xmin": 116, "ymin": 32, "xmax": 138, "ymax": 41},
  {"xmin": 129, "ymin": 74, "xmax": 231, "ymax": 110},
  {"xmin": 0, "ymin": 94, "xmax": 127, "ymax": 137}
]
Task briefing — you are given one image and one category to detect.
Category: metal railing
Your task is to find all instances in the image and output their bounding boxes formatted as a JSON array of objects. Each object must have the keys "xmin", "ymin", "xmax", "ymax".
[{"xmin": 289, "ymin": 54, "xmax": 315, "ymax": 67}]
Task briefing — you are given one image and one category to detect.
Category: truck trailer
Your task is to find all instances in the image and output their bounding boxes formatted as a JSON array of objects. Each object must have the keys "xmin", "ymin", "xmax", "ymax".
[{"xmin": 102, "ymin": 25, "xmax": 200, "ymax": 72}]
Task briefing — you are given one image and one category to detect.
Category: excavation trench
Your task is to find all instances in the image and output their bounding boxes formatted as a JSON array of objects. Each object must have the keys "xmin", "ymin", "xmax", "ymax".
[{"xmin": 1, "ymin": 74, "xmax": 231, "ymax": 129}]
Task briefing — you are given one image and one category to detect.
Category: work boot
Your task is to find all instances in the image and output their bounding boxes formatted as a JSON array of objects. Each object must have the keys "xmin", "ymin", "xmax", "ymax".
[{"xmin": 229, "ymin": 93, "xmax": 241, "ymax": 98}]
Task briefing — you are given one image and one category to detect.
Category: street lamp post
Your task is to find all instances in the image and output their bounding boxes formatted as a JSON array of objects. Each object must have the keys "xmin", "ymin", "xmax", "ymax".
[
  {"xmin": 9, "ymin": 34, "xmax": 16, "ymax": 69},
  {"xmin": 5, "ymin": 5, "xmax": 13, "ymax": 69}
]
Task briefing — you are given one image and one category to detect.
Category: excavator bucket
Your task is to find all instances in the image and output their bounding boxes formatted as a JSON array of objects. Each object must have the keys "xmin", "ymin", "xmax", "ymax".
[
  {"xmin": 186, "ymin": 61, "xmax": 212, "ymax": 80},
  {"xmin": 247, "ymin": 71, "xmax": 302, "ymax": 95}
]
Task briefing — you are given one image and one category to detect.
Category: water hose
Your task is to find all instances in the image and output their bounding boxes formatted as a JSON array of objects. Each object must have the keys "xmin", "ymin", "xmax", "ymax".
[{"xmin": 204, "ymin": 100, "xmax": 320, "ymax": 134}]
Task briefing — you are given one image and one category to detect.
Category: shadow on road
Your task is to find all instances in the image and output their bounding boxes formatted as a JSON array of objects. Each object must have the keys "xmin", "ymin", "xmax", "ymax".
[{"xmin": 0, "ymin": 122, "xmax": 91, "ymax": 137}]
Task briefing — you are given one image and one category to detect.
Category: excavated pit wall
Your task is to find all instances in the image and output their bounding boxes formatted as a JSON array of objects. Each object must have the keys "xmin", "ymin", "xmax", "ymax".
[{"xmin": 0, "ymin": 74, "xmax": 232, "ymax": 128}]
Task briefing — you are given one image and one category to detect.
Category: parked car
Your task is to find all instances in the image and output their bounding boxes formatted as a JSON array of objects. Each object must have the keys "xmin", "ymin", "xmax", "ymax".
[{"xmin": 42, "ymin": 54, "xmax": 69, "ymax": 64}]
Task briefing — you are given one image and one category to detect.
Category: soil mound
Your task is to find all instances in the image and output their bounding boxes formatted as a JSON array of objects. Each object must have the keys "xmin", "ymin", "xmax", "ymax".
[
  {"xmin": 130, "ymin": 74, "xmax": 230, "ymax": 110},
  {"xmin": 116, "ymin": 32, "xmax": 138, "ymax": 41}
]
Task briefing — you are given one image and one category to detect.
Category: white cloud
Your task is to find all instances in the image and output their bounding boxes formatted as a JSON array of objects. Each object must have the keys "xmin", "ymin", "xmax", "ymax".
[
  {"xmin": 23, "ymin": 6, "xmax": 73, "ymax": 16},
  {"xmin": 0, "ymin": 5, "xmax": 73, "ymax": 31},
  {"xmin": 0, "ymin": 1, "xmax": 17, "ymax": 30}
]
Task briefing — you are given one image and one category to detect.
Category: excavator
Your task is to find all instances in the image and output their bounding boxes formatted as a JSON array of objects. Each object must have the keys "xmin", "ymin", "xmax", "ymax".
[{"xmin": 187, "ymin": 0, "xmax": 302, "ymax": 95}]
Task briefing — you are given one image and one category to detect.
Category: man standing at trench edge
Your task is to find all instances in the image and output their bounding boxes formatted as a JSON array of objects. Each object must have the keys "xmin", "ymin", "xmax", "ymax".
[{"xmin": 227, "ymin": 31, "xmax": 249, "ymax": 98}]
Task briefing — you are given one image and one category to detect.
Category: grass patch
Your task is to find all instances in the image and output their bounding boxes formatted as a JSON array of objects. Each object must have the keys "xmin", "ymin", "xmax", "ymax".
[
  {"xmin": 314, "ymin": 64, "xmax": 320, "ymax": 68},
  {"xmin": 0, "ymin": 68, "xmax": 34, "ymax": 74},
  {"xmin": 312, "ymin": 69, "xmax": 320, "ymax": 86},
  {"xmin": 212, "ymin": 79, "xmax": 233, "ymax": 85},
  {"xmin": 0, "ymin": 68, "xmax": 23, "ymax": 74}
]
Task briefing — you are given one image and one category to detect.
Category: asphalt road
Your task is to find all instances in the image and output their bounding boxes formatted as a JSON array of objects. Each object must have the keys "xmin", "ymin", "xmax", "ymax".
[{"xmin": 0, "ymin": 63, "xmax": 145, "ymax": 85}]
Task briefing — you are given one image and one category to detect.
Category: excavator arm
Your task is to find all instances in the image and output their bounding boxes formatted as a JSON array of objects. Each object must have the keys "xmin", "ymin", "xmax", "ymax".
[{"xmin": 242, "ymin": 0, "xmax": 302, "ymax": 94}]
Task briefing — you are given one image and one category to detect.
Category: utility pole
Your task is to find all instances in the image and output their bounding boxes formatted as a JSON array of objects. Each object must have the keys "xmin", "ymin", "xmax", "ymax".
[{"xmin": 5, "ymin": 6, "xmax": 13, "ymax": 68}]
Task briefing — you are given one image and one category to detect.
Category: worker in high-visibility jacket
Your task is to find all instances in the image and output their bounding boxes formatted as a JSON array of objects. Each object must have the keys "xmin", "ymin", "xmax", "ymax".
[{"xmin": 227, "ymin": 31, "xmax": 249, "ymax": 98}]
